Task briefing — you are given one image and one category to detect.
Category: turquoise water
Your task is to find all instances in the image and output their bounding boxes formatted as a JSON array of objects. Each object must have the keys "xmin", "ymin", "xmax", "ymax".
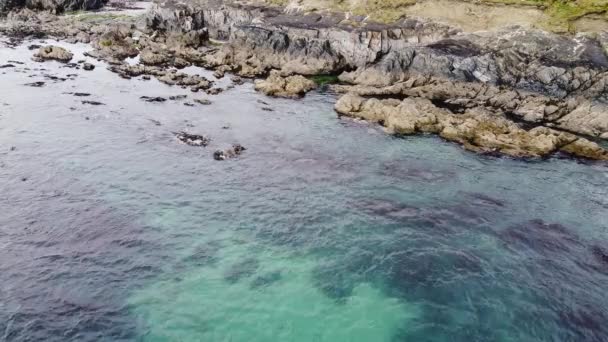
[{"xmin": 1, "ymin": 39, "xmax": 608, "ymax": 341}]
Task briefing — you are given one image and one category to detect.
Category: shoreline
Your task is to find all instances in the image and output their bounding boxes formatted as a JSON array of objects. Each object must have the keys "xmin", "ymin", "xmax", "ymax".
[{"xmin": 1, "ymin": 0, "xmax": 607, "ymax": 160}]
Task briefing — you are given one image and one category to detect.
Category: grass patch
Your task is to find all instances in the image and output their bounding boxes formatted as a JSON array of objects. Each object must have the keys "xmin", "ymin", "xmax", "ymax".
[
  {"xmin": 545, "ymin": 0, "xmax": 608, "ymax": 31},
  {"xmin": 262, "ymin": 0, "xmax": 608, "ymax": 32},
  {"xmin": 66, "ymin": 12, "xmax": 133, "ymax": 23}
]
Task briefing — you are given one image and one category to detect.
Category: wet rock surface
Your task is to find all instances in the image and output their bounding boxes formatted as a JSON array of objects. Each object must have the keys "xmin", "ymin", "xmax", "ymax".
[
  {"xmin": 32, "ymin": 45, "xmax": 73, "ymax": 62},
  {"xmin": 254, "ymin": 70, "xmax": 316, "ymax": 98},
  {"xmin": 213, "ymin": 144, "xmax": 246, "ymax": 160},
  {"xmin": 0, "ymin": 0, "xmax": 107, "ymax": 13},
  {"xmin": 0, "ymin": 0, "xmax": 606, "ymax": 161},
  {"xmin": 174, "ymin": 131, "xmax": 210, "ymax": 146},
  {"xmin": 142, "ymin": 0, "xmax": 608, "ymax": 159},
  {"xmin": 335, "ymin": 94, "xmax": 608, "ymax": 160}
]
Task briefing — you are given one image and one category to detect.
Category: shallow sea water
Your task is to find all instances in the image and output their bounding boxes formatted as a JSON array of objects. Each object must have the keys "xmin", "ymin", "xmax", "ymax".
[{"xmin": 1, "ymin": 39, "xmax": 608, "ymax": 342}]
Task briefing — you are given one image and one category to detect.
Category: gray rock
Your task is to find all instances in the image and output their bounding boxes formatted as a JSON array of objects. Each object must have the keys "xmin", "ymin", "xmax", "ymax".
[{"xmin": 0, "ymin": 0, "xmax": 107, "ymax": 13}]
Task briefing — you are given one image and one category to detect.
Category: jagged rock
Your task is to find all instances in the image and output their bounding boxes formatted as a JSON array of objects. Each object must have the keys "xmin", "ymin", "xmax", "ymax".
[
  {"xmin": 560, "ymin": 138, "xmax": 608, "ymax": 160},
  {"xmin": 173, "ymin": 57, "xmax": 190, "ymax": 69},
  {"xmin": 24, "ymin": 81, "xmax": 45, "ymax": 87},
  {"xmin": 92, "ymin": 28, "xmax": 138, "ymax": 62},
  {"xmin": 213, "ymin": 69, "xmax": 225, "ymax": 79},
  {"xmin": 82, "ymin": 100, "xmax": 104, "ymax": 105},
  {"xmin": 145, "ymin": 1, "xmax": 608, "ymax": 145},
  {"xmin": 232, "ymin": 76, "xmax": 244, "ymax": 85},
  {"xmin": 168, "ymin": 95, "xmax": 187, "ymax": 100},
  {"xmin": 139, "ymin": 48, "xmax": 171, "ymax": 66},
  {"xmin": 214, "ymin": 144, "xmax": 246, "ymax": 160},
  {"xmin": 205, "ymin": 87, "xmax": 223, "ymax": 95},
  {"xmin": 33, "ymin": 45, "xmax": 73, "ymax": 63},
  {"xmin": 174, "ymin": 131, "xmax": 210, "ymax": 147},
  {"xmin": 335, "ymin": 94, "xmax": 608, "ymax": 160},
  {"xmin": 254, "ymin": 70, "xmax": 316, "ymax": 98},
  {"xmin": 140, "ymin": 96, "xmax": 166, "ymax": 102},
  {"xmin": 0, "ymin": 0, "xmax": 107, "ymax": 13}
]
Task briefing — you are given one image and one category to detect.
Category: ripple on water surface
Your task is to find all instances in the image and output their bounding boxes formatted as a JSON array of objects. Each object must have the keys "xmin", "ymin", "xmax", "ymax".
[{"xmin": 0, "ymin": 39, "xmax": 607, "ymax": 342}]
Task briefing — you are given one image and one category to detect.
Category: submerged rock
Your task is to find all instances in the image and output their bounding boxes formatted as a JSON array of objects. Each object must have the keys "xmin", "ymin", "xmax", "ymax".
[
  {"xmin": 205, "ymin": 87, "xmax": 223, "ymax": 95},
  {"xmin": 140, "ymin": 96, "xmax": 166, "ymax": 103},
  {"xmin": 194, "ymin": 98, "xmax": 212, "ymax": 105},
  {"xmin": 24, "ymin": 81, "xmax": 45, "ymax": 87},
  {"xmin": 174, "ymin": 131, "xmax": 210, "ymax": 147},
  {"xmin": 81, "ymin": 100, "xmax": 104, "ymax": 105},
  {"xmin": 223, "ymin": 258, "xmax": 259, "ymax": 284},
  {"xmin": 254, "ymin": 70, "xmax": 316, "ymax": 98},
  {"xmin": 32, "ymin": 45, "xmax": 73, "ymax": 63},
  {"xmin": 213, "ymin": 144, "xmax": 246, "ymax": 160}
]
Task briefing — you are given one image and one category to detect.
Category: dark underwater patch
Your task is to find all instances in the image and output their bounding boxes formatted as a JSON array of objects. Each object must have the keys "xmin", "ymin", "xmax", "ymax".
[
  {"xmin": 250, "ymin": 270, "xmax": 282, "ymax": 289},
  {"xmin": 223, "ymin": 258, "xmax": 260, "ymax": 284},
  {"xmin": 183, "ymin": 242, "xmax": 221, "ymax": 267},
  {"xmin": 0, "ymin": 191, "xmax": 158, "ymax": 342},
  {"xmin": 378, "ymin": 160, "xmax": 456, "ymax": 182},
  {"xmin": 498, "ymin": 219, "xmax": 583, "ymax": 255},
  {"xmin": 558, "ymin": 305, "xmax": 608, "ymax": 342}
]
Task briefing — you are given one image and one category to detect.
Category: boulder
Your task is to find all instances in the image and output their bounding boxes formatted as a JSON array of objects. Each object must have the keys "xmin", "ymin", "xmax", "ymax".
[
  {"xmin": 139, "ymin": 48, "xmax": 171, "ymax": 66},
  {"xmin": 254, "ymin": 70, "xmax": 316, "ymax": 98},
  {"xmin": 32, "ymin": 45, "xmax": 73, "ymax": 63},
  {"xmin": 214, "ymin": 144, "xmax": 246, "ymax": 161},
  {"xmin": 174, "ymin": 132, "xmax": 210, "ymax": 147}
]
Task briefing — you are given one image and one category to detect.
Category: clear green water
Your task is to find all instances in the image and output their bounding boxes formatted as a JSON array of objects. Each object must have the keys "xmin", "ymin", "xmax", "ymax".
[{"xmin": 1, "ymin": 39, "xmax": 608, "ymax": 342}]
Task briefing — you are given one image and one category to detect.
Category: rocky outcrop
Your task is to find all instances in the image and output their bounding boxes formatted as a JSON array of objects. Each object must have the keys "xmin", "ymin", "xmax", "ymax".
[
  {"xmin": 0, "ymin": 0, "xmax": 107, "ymax": 13},
  {"xmin": 214, "ymin": 144, "xmax": 246, "ymax": 160},
  {"xmin": 32, "ymin": 45, "xmax": 73, "ymax": 62},
  {"xmin": 145, "ymin": 1, "xmax": 608, "ymax": 147},
  {"xmin": 2, "ymin": 0, "xmax": 606, "ymax": 160},
  {"xmin": 335, "ymin": 94, "xmax": 608, "ymax": 160},
  {"xmin": 109, "ymin": 63, "xmax": 214, "ymax": 90},
  {"xmin": 254, "ymin": 70, "xmax": 316, "ymax": 98}
]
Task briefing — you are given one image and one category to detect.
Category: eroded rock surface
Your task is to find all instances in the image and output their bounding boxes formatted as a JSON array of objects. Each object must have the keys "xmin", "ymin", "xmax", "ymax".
[
  {"xmin": 2, "ymin": 0, "xmax": 607, "ymax": 160},
  {"xmin": 335, "ymin": 94, "xmax": 608, "ymax": 160},
  {"xmin": 254, "ymin": 70, "xmax": 316, "ymax": 98},
  {"xmin": 143, "ymin": 0, "xmax": 608, "ymax": 158},
  {"xmin": 0, "ymin": 0, "xmax": 106, "ymax": 13},
  {"xmin": 32, "ymin": 45, "xmax": 73, "ymax": 62}
]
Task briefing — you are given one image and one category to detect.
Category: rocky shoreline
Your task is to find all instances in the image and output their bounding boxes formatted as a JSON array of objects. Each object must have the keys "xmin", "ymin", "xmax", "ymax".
[{"xmin": 1, "ymin": 0, "xmax": 608, "ymax": 160}]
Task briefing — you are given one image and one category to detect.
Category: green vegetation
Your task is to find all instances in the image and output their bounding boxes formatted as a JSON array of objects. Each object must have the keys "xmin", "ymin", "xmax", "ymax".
[
  {"xmin": 99, "ymin": 39, "xmax": 113, "ymax": 47},
  {"xmin": 544, "ymin": 0, "xmax": 608, "ymax": 32},
  {"xmin": 65, "ymin": 11, "xmax": 132, "ymax": 23},
  {"xmin": 309, "ymin": 74, "xmax": 340, "ymax": 86},
  {"xmin": 261, "ymin": 0, "xmax": 608, "ymax": 32}
]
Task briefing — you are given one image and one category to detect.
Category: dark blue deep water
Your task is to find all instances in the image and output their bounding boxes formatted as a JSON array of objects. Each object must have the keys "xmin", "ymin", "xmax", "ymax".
[{"xmin": 1, "ymin": 39, "xmax": 607, "ymax": 342}]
